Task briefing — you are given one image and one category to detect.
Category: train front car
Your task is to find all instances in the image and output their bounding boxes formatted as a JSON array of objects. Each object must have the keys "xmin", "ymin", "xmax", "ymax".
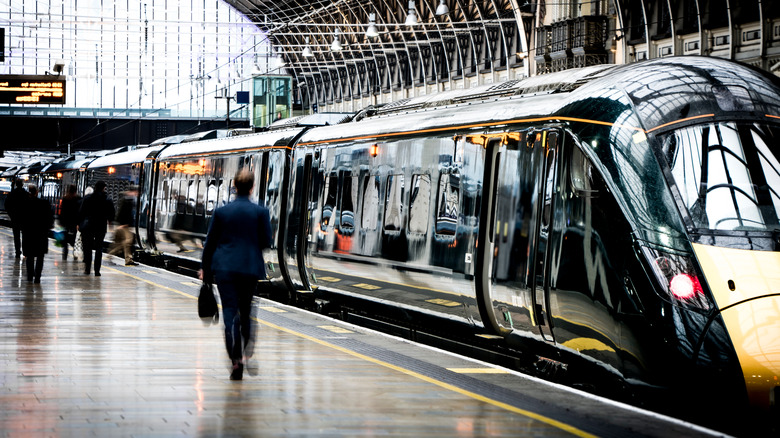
[{"xmin": 558, "ymin": 57, "xmax": 780, "ymax": 426}]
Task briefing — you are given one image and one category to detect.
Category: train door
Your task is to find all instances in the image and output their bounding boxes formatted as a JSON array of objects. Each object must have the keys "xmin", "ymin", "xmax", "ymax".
[
  {"xmin": 138, "ymin": 156, "xmax": 157, "ymax": 250},
  {"xmin": 529, "ymin": 130, "xmax": 559, "ymax": 341},
  {"xmin": 293, "ymin": 151, "xmax": 316, "ymax": 292},
  {"xmin": 476, "ymin": 130, "xmax": 559, "ymax": 341}
]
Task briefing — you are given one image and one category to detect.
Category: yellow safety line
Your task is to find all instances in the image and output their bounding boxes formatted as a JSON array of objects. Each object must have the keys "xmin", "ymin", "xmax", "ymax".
[{"xmin": 105, "ymin": 267, "xmax": 595, "ymax": 438}]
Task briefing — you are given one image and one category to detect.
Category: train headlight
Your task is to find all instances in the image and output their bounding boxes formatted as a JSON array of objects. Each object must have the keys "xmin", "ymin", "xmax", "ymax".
[{"xmin": 643, "ymin": 247, "xmax": 711, "ymax": 312}]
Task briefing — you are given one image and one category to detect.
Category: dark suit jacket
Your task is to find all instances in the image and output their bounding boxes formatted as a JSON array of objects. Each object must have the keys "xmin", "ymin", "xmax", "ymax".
[
  {"xmin": 201, "ymin": 196, "xmax": 272, "ymax": 280},
  {"xmin": 22, "ymin": 196, "xmax": 54, "ymax": 256},
  {"xmin": 78, "ymin": 191, "xmax": 114, "ymax": 236}
]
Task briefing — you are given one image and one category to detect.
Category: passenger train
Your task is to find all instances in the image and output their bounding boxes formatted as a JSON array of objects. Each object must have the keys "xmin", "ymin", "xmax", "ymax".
[{"xmin": 9, "ymin": 57, "xmax": 780, "ymax": 429}]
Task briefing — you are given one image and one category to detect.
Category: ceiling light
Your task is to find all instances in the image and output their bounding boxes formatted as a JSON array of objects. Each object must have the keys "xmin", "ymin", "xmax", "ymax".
[
  {"xmin": 331, "ymin": 29, "xmax": 343, "ymax": 52},
  {"xmin": 435, "ymin": 0, "xmax": 449, "ymax": 16},
  {"xmin": 302, "ymin": 36, "xmax": 314, "ymax": 57},
  {"xmin": 366, "ymin": 13, "xmax": 379, "ymax": 38},
  {"xmin": 405, "ymin": 1, "xmax": 418, "ymax": 26}
]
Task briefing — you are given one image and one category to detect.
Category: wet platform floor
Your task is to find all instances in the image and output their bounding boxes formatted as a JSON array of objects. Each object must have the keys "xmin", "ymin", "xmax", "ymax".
[{"xmin": 0, "ymin": 227, "xmax": 728, "ymax": 437}]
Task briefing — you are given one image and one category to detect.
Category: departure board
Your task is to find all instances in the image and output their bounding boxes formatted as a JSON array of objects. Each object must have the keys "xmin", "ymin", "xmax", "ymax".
[{"xmin": 0, "ymin": 75, "xmax": 66, "ymax": 104}]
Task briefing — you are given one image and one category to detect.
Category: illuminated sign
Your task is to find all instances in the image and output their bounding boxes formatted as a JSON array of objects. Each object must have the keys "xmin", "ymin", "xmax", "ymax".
[{"xmin": 0, "ymin": 75, "xmax": 66, "ymax": 104}]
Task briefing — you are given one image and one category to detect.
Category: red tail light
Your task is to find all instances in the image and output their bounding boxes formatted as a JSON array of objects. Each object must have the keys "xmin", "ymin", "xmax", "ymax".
[
  {"xmin": 669, "ymin": 273, "xmax": 703, "ymax": 300},
  {"xmin": 643, "ymin": 247, "xmax": 710, "ymax": 311}
]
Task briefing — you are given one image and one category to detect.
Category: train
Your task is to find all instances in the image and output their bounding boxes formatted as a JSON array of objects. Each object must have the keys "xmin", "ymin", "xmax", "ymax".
[{"xmin": 7, "ymin": 56, "xmax": 779, "ymax": 430}]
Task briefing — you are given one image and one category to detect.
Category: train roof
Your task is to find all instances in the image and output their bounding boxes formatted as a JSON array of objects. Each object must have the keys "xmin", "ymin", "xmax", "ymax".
[
  {"xmin": 87, "ymin": 145, "xmax": 165, "ymax": 169},
  {"xmin": 156, "ymin": 127, "xmax": 305, "ymax": 160},
  {"xmin": 41, "ymin": 155, "xmax": 96, "ymax": 173},
  {"xmin": 299, "ymin": 56, "xmax": 780, "ymax": 146}
]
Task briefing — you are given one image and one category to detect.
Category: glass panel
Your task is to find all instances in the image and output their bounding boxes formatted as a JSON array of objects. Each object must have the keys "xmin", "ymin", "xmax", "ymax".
[
  {"xmin": 384, "ymin": 174, "xmax": 405, "ymax": 231},
  {"xmin": 661, "ymin": 122, "xmax": 780, "ymax": 231},
  {"xmin": 408, "ymin": 174, "xmax": 431, "ymax": 234},
  {"xmin": 361, "ymin": 175, "xmax": 380, "ymax": 231},
  {"xmin": 339, "ymin": 174, "xmax": 357, "ymax": 233},
  {"xmin": 435, "ymin": 173, "xmax": 459, "ymax": 236},
  {"xmin": 321, "ymin": 174, "xmax": 338, "ymax": 231},
  {"xmin": 206, "ymin": 179, "xmax": 217, "ymax": 214},
  {"xmin": 186, "ymin": 179, "xmax": 196, "ymax": 214}
]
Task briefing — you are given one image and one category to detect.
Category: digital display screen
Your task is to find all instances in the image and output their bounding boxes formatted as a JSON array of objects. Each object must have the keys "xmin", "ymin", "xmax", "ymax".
[{"xmin": 0, "ymin": 75, "xmax": 66, "ymax": 104}]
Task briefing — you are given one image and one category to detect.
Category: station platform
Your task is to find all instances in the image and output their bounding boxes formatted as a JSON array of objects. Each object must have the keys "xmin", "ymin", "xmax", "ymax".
[{"xmin": 0, "ymin": 226, "xmax": 729, "ymax": 437}]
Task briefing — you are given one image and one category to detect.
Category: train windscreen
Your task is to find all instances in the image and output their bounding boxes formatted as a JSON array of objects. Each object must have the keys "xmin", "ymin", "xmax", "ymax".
[{"xmin": 659, "ymin": 122, "xmax": 780, "ymax": 233}]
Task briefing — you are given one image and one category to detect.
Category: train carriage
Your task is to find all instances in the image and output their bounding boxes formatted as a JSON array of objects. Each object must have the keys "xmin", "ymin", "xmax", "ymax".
[
  {"xmin": 281, "ymin": 56, "xmax": 780, "ymax": 426},
  {"xmin": 150, "ymin": 129, "xmax": 304, "ymax": 283}
]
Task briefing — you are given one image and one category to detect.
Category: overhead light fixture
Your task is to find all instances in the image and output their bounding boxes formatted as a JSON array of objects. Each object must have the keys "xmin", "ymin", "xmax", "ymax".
[
  {"xmin": 331, "ymin": 29, "xmax": 343, "ymax": 52},
  {"xmin": 405, "ymin": 1, "xmax": 418, "ymax": 26},
  {"xmin": 302, "ymin": 36, "xmax": 314, "ymax": 57},
  {"xmin": 435, "ymin": 0, "xmax": 449, "ymax": 16},
  {"xmin": 366, "ymin": 13, "xmax": 379, "ymax": 38},
  {"xmin": 275, "ymin": 48, "xmax": 286, "ymax": 68}
]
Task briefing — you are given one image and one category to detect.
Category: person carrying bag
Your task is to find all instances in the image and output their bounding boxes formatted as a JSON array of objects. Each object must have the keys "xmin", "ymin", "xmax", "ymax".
[{"xmin": 198, "ymin": 168, "xmax": 272, "ymax": 381}]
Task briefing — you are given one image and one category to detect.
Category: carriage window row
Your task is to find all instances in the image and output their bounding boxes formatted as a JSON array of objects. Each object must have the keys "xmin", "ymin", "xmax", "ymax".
[
  {"xmin": 323, "ymin": 171, "xmax": 460, "ymax": 237},
  {"xmin": 159, "ymin": 172, "xmax": 230, "ymax": 217}
]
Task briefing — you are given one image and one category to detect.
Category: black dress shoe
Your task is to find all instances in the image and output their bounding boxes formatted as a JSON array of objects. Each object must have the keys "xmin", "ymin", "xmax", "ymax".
[
  {"xmin": 230, "ymin": 362, "xmax": 244, "ymax": 381},
  {"xmin": 33, "ymin": 278, "xmax": 40, "ymax": 284},
  {"xmin": 95, "ymin": 272, "xmax": 101, "ymax": 277}
]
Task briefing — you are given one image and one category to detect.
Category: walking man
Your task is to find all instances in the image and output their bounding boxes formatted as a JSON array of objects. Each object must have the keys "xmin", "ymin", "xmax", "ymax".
[
  {"xmin": 199, "ymin": 168, "xmax": 271, "ymax": 381},
  {"xmin": 22, "ymin": 185, "xmax": 54, "ymax": 283},
  {"xmin": 78, "ymin": 181, "xmax": 114, "ymax": 276},
  {"xmin": 5, "ymin": 180, "xmax": 28, "ymax": 258}
]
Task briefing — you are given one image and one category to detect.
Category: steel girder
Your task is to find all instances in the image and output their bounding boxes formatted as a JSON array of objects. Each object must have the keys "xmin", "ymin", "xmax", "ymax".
[{"xmin": 226, "ymin": 0, "xmax": 535, "ymax": 108}]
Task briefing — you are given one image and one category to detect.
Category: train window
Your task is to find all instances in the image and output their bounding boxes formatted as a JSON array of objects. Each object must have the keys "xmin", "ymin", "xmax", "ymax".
[
  {"xmin": 361, "ymin": 175, "xmax": 380, "ymax": 231},
  {"xmin": 408, "ymin": 174, "xmax": 431, "ymax": 235},
  {"xmin": 265, "ymin": 151, "xmax": 282, "ymax": 212},
  {"xmin": 160, "ymin": 179, "xmax": 169, "ymax": 214},
  {"xmin": 570, "ymin": 145, "xmax": 600, "ymax": 197},
  {"xmin": 384, "ymin": 174, "xmax": 405, "ymax": 232},
  {"xmin": 339, "ymin": 174, "xmax": 358, "ymax": 234},
  {"xmin": 186, "ymin": 179, "xmax": 196, "ymax": 214},
  {"xmin": 195, "ymin": 177, "xmax": 206, "ymax": 216},
  {"xmin": 177, "ymin": 180, "xmax": 187, "ymax": 214},
  {"xmin": 435, "ymin": 173, "xmax": 459, "ymax": 236},
  {"xmin": 321, "ymin": 174, "xmax": 338, "ymax": 231},
  {"xmin": 206, "ymin": 180, "xmax": 217, "ymax": 214}
]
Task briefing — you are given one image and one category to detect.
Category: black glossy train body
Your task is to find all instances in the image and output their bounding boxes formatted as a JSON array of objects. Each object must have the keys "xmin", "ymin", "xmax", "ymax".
[{"xmin": 14, "ymin": 57, "xmax": 780, "ymax": 424}]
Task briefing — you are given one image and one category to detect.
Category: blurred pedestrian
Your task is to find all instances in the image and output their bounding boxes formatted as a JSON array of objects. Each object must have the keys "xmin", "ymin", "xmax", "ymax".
[
  {"xmin": 199, "ymin": 168, "xmax": 271, "ymax": 381},
  {"xmin": 78, "ymin": 181, "xmax": 114, "ymax": 276},
  {"xmin": 59, "ymin": 184, "xmax": 82, "ymax": 261},
  {"xmin": 22, "ymin": 185, "xmax": 54, "ymax": 283},
  {"xmin": 109, "ymin": 185, "xmax": 138, "ymax": 266},
  {"xmin": 5, "ymin": 179, "xmax": 28, "ymax": 258}
]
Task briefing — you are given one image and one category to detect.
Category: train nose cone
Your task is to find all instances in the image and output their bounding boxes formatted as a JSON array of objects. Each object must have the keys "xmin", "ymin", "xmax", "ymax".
[{"xmin": 693, "ymin": 243, "xmax": 780, "ymax": 409}]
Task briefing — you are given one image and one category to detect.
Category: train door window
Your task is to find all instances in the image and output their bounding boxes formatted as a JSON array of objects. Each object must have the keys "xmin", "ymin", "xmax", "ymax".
[
  {"xmin": 160, "ymin": 178, "xmax": 169, "ymax": 214},
  {"xmin": 570, "ymin": 144, "xmax": 602, "ymax": 197},
  {"xmin": 435, "ymin": 172, "xmax": 459, "ymax": 236},
  {"xmin": 186, "ymin": 178, "xmax": 196, "ymax": 214},
  {"xmin": 408, "ymin": 173, "xmax": 431, "ymax": 235},
  {"xmin": 265, "ymin": 151, "xmax": 283, "ymax": 212},
  {"xmin": 195, "ymin": 177, "xmax": 206, "ymax": 216},
  {"xmin": 384, "ymin": 174, "xmax": 405, "ymax": 232},
  {"xmin": 339, "ymin": 172, "xmax": 358, "ymax": 234},
  {"xmin": 361, "ymin": 175, "xmax": 380, "ymax": 230},
  {"xmin": 206, "ymin": 179, "xmax": 217, "ymax": 215},
  {"xmin": 321, "ymin": 174, "xmax": 338, "ymax": 230},
  {"xmin": 177, "ymin": 180, "xmax": 187, "ymax": 214}
]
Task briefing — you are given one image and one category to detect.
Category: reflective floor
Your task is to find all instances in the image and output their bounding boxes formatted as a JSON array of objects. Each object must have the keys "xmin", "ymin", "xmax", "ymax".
[{"xmin": 0, "ymin": 227, "xmax": 723, "ymax": 437}]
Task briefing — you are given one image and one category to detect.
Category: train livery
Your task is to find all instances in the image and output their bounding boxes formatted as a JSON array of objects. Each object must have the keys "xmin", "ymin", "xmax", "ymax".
[{"xmin": 13, "ymin": 57, "xmax": 780, "ymax": 428}]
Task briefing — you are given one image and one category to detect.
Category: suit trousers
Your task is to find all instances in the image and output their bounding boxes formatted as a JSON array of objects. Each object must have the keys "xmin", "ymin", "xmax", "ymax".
[
  {"xmin": 81, "ymin": 231, "xmax": 106, "ymax": 274},
  {"xmin": 215, "ymin": 273, "xmax": 257, "ymax": 361}
]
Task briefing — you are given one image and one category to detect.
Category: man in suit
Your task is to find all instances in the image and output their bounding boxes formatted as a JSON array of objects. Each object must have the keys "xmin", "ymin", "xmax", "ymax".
[
  {"xmin": 200, "ymin": 168, "xmax": 271, "ymax": 381},
  {"xmin": 5, "ymin": 179, "xmax": 28, "ymax": 258},
  {"xmin": 22, "ymin": 185, "xmax": 54, "ymax": 283},
  {"xmin": 78, "ymin": 181, "xmax": 115, "ymax": 276}
]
